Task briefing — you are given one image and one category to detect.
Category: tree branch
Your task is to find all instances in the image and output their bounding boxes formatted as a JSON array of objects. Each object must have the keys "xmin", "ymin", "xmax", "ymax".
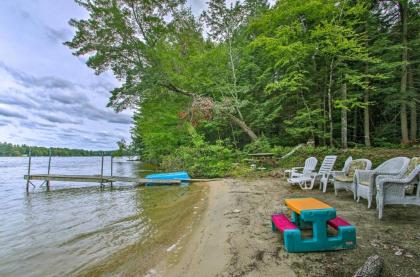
[
  {"xmin": 160, "ymin": 83, "xmax": 258, "ymax": 142},
  {"xmin": 159, "ymin": 83, "xmax": 196, "ymax": 98}
]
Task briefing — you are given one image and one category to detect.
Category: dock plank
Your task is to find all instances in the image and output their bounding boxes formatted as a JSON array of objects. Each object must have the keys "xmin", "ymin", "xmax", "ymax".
[{"xmin": 24, "ymin": 174, "xmax": 181, "ymax": 184}]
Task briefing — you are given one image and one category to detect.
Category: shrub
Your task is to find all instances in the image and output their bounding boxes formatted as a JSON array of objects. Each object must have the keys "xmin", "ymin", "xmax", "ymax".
[
  {"xmin": 161, "ymin": 142, "xmax": 238, "ymax": 177},
  {"xmin": 161, "ymin": 125, "xmax": 240, "ymax": 177},
  {"xmin": 243, "ymin": 136, "xmax": 272, "ymax": 153}
]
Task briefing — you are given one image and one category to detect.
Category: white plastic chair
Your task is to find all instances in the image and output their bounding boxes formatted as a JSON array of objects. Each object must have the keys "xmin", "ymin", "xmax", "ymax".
[
  {"xmin": 288, "ymin": 155, "xmax": 337, "ymax": 191},
  {"xmin": 284, "ymin": 157, "xmax": 318, "ymax": 179}
]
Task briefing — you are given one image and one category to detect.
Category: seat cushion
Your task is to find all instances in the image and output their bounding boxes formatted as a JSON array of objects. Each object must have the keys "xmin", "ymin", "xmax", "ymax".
[
  {"xmin": 347, "ymin": 160, "xmax": 367, "ymax": 178},
  {"xmin": 335, "ymin": 175, "xmax": 353, "ymax": 182},
  {"xmin": 359, "ymin": 180, "xmax": 370, "ymax": 186},
  {"xmin": 404, "ymin": 157, "xmax": 420, "ymax": 177}
]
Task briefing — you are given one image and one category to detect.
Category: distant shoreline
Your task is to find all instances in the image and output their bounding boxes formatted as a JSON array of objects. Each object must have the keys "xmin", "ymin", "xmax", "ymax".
[
  {"xmin": 0, "ymin": 155, "xmax": 119, "ymax": 157},
  {"xmin": 0, "ymin": 141, "xmax": 116, "ymax": 157}
]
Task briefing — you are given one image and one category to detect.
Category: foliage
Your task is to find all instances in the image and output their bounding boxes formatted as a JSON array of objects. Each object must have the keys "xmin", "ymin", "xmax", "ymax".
[
  {"xmin": 66, "ymin": 0, "xmax": 420, "ymax": 175},
  {"xmin": 242, "ymin": 136, "xmax": 271, "ymax": 153},
  {"xmin": 131, "ymin": 91, "xmax": 191, "ymax": 163},
  {"xmin": 112, "ymin": 138, "xmax": 137, "ymax": 157},
  {"xmin": 160, "ymin": 142, "xmax": 236, "ymax": 177},
  {"xmin": 161, "ymin": 126, "xmax": 239, "ymax": 177}
]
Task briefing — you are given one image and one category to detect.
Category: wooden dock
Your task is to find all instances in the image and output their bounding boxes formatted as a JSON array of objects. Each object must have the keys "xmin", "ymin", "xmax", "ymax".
[
  {"xmin": 23, "ymin": 148, "xmax": 215, "ymax": 192},
  {"xmin": 24, "ymin": 174, "xmax": 182, "ymax": 185}
]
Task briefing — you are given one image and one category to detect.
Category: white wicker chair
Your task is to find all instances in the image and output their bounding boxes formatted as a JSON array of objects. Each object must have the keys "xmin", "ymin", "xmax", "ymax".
[
  {"xmin": 334, "ymin": 159, "xmax": 372, "ymax": 199},
  {"xmin": 355, "ymin": 157, "xmax": 410, "ymax": 208},
  {"xmin": 376, "ymin": 158, "xmax": 420, "ymax": 219},
  {"xmin": 288, "ymin": 155, "xmax": 337, "ymax": 191},
  {"xmin": 284, "ymin": 157, "xmax": 318, "ymax": 178}
]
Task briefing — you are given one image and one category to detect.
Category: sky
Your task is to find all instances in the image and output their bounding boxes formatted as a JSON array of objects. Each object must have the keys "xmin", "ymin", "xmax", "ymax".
[{"xmin": 0, "ymin": 0, "xmax": 207, "ymax": 150}]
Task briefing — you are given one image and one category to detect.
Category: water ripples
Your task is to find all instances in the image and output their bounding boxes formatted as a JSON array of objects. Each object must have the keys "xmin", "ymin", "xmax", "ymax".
[{"xmin": 0, "ymin": 157, "xmax": 155, "ymax": 276}]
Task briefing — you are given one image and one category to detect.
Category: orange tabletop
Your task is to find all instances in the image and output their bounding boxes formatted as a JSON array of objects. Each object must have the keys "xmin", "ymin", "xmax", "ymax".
[{"xmin": 285, "ymin": 198, "xmax": 332, "ymax": 214}]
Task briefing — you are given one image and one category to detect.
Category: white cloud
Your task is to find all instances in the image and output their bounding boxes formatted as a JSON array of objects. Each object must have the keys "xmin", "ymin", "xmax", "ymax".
[
  {"xmin": 0, "ymin": 0, "xmax": 209, "ymax": 150},
  {"xmin": 0, "ymin": 0, "xmax": 133, "ymax": 150}
]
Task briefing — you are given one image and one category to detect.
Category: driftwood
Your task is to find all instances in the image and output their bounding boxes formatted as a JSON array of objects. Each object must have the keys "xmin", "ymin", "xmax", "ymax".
[
  {"xmin": 229, "ymin": 190, "xmax": 263, "ymax": 195},
  {"xmin": 354, "ymin": 255, "xmax": 383, "ymax": 277},
  {"xmin": 279, "ymin": 144, "xmax": 305, "ymax": 160}
]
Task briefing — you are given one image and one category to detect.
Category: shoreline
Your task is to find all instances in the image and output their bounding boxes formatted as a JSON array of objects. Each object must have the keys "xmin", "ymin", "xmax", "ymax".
[
  {"xmin": 159, "ymin": 180, "xmax": 231, "ymax": 276},
  {"xmin": 145, "ymin": 180, "xmax": 230, "ymax": 276},
  {"xmin": 148, "ymin": 177, "xmax": 419, "ymax": 277},
  {"xmin": 150, "ymin": 179, "xmax": 297, "ymax": 277}
]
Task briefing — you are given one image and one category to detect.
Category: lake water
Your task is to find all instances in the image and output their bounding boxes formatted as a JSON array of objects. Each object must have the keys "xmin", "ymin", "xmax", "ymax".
[{"xmin": 0, "ymin": 157, "xmax": 203, "ymax": 276}]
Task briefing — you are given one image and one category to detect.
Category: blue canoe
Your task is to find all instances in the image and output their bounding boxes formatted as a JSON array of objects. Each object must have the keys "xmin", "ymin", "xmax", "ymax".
[{"xmin": 145, "ymin": 171, "xmax": 191, "ymax": 186}]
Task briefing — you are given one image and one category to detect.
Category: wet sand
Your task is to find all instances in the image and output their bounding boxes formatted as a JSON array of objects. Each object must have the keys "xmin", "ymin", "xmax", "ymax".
[
  {"xmin": 159, "ymin": 180, "xmax": 231, "ymax": 277},
  {"xmin": 151, "ymin": 177, "xmax": 419, "ymax": 277},
  {"xmin": 80, "ymin": 185, "xmax": 209, "ymax": 276}
]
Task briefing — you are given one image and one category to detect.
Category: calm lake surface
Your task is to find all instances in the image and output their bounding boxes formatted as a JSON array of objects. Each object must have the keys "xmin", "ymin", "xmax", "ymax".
[{"xmin": 0, "ymin": 156, "xmax": 193, "ymax": 276}]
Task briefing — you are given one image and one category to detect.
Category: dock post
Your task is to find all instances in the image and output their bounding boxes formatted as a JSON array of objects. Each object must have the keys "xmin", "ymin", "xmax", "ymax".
[
  {"xmin": 111, "ymin": 156, "xmax": 113, "ymax": 176},
  {"xmin": 110, "ymin": 155, "xmax": 114, "ymax": 187},
  {"xmin": 100, "ymin": 152, "xmax": 104, "ymax": 186},
  {"xmin": 26, "ymin": 148, "xmax": 32, "ymax": 191},
  {"xmin": 46, "ymin": 148, "xmax": 51, "ymax": 189}
]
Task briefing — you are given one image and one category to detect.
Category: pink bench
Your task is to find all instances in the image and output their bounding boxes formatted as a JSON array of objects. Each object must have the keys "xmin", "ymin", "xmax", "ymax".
[
  {"xmin": 327, "ymin": 216, "xmax": 351, "ymax": 229},
  {"xmin": 271, "ymin": 214, "xmax": 298, "ymax": 232}
]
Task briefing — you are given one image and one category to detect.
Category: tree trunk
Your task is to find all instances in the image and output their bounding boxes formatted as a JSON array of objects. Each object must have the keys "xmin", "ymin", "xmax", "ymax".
[
  {"xmin": 228, "ymin": 114, "xmax": 258, "ymax": 142},
  {"xmin": 408, "ymin": 68, "xmax": 417, "ymax": 142},
  {"xmin": 410, "ymin": 101, "xmax": 416, "ymax": 142},
  {"xmin": 363, "ymin": 93, "xmax": 371, "ymax": 147},
  {"xmin": 323, "ymin": 76, "xmax": 327, "ymax": 146},
  {"xmin": 327, "ymin": 60, "xmax": 334, "ymax": 147},
  {"xmin": 353, "ymin": 109, "xmax": 358, "ymax": 143},
  {"xmin": 300, "ymin": 91, "xmax": 315, "ymax": 141},
  {"xmin": 363, "ymin": 10, "xmax": 372, "ymax": 147},
  {"xmin": 341, "ymin": 83, "xmax": 348, "ymax": 149},
  {"xmin": 401, "ymin": 103, "xmax": 409, "ymax": 144},
  {"xmin": 399, "ymin": 0, "xmax": 409, "ymax": 144},
  {"xmin": 227, "ymin": 37, "xmax": 245, "ymax": 122},
  {"xmin": 364, "ymin": 65, "xmax": 371, "ymax": 147}
]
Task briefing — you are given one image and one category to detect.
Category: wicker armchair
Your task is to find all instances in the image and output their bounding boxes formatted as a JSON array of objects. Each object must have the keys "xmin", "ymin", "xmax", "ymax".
[
  {"xmin": 376, "ymin": 157, "xmax": 420, "ymax": 219},
  {"xmin": 334, "ymin": 159, "xmax": 372, "ymax": 199},
  {"xmin": 331, "ymin": 156, "xmax": 353, "ymax": 178},
  {"xmin": 355, "ymin": 157, "xmax": 410, "ymax": 208}
]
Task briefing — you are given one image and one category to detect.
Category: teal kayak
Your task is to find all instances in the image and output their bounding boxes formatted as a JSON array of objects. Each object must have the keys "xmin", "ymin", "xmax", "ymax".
[{"xmin": 145, "ymin": 171, "xmax": 190, "ymax": 186}]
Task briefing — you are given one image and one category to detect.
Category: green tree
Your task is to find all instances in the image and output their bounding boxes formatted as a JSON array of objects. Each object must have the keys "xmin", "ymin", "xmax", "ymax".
[{"xmin": 65, "ymin": 0, "xmax": 419, "ymax": 159}]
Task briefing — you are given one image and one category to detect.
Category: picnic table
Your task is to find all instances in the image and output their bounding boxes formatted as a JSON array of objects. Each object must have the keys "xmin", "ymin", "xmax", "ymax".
[{"xmin": 271, "ymin": 197, "xmax": 356, "ymax": 252}]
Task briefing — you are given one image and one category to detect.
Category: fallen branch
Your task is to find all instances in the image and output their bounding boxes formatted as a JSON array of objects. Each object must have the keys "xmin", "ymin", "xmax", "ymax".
[
  {"xmin": 279, "ymin": 144, "xmax": 305, "ymax": 160},
  {"xmin": 229, "ymin": 190, "xmax": 263, "ymax": 195}
]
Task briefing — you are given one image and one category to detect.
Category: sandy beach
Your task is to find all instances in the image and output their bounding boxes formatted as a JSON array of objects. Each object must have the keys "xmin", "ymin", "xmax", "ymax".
[{"xmin": 148, "ymin": 177, "xmax": 420, "ymax": 277}]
